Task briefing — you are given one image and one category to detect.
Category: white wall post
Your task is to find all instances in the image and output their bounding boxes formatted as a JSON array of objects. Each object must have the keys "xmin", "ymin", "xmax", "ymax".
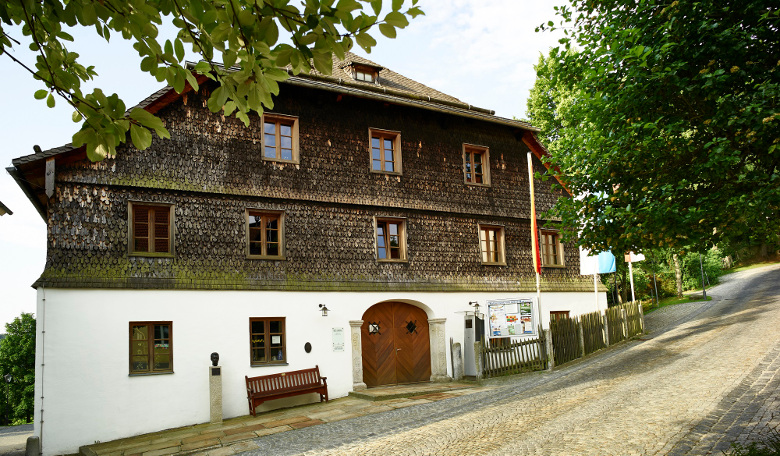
[
  {"xmin": 349, "ymin": 320, "xmax": 367, "ymax": 391},
  {"xmin": 428, "ymin": 318, "xmax": 450, "ymax": 382}
]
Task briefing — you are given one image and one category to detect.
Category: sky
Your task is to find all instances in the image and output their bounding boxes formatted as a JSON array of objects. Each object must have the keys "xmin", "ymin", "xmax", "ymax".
[{"xmin": 0, "ymin": 0, "xmax": 566, "ymax": 328}]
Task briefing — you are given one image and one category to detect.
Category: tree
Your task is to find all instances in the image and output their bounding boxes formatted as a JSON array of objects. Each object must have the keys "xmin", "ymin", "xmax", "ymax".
[
  {"xmin": 0, "ymin": 313, "xmax": 36, "ymax": 424},
  {"xmin": 0, "ymin": 0, "xmax": 423, "ymax": 161},
  {"xmin": 538, "ymin": 0, "xmax": 780, "ymax": 254},
  {"xmin": 526, "ymin": 49, "xmax": 579, "ymax": 155}
]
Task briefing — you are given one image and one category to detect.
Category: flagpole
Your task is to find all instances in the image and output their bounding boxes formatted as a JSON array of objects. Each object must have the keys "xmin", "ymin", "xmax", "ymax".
[{"xmin": 527, "ymin": 152, "xmax": 542, "ymax": 328}]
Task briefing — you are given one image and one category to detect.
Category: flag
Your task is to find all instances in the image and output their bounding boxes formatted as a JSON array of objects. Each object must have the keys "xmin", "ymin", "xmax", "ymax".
[
  {"xmin": 579, "ymin": 247, "xmax": 597, "ymax": 275},
  {"xmin": 598, "ymin": 251, "xmax": 616, "ymax": 273},
  {"xmin": 527, "ymin": 153, "xmax": 541, "ymax": 274},
  {"xmin": 580, "ymin": 248, "xmax": 616, "ymax": 274},
  {"xmin": 624, "ymin": 252, "xmax": 646, "ymax": 263}
]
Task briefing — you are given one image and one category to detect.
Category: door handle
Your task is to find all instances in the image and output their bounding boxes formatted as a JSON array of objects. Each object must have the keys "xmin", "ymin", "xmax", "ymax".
[{"xmin": 396, "ymin": 348, "xmax": 401, "ymax": 351}]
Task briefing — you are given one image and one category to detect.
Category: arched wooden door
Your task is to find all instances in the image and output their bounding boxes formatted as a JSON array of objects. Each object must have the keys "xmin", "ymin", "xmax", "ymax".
[{"xmin": 361, "ymin": 302, "xmax": 432, "ymax": 387}]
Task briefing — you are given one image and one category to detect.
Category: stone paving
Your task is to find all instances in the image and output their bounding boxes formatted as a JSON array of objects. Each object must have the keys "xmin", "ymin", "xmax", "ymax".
[
  {"xmin": 80, "ymin": 383, "xmax": 489, "ymax": 456},
  {"xmin": 232, "ymin": 264, "xmax": 780, "ymax": 456}
]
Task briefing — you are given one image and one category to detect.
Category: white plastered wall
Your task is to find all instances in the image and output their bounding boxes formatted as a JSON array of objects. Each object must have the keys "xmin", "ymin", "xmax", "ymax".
[{"xmin": 33, "ymin": 287, "xmax": 604, "ymax": 455}]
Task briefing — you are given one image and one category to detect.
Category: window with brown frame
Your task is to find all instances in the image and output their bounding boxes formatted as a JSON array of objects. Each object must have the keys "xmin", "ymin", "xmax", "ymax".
[
  {"xmin": 247, "ymin": 210, "xmax": 284, "ymax": 259},
  {"xmin": 375, "ymin": 218, "xmax": 406, "ymax": 261},
  {"xmin": 479, "ymin": 224, "xmax": 505, "ymax": 265},
  {"xmin": 130, "ymin": 203, "xmax": 173, "ymax": 256},
  {"xmin": 463, "ymin": 144, "xmax": 490, "ymax": 185},
  {"xmin": 130, "ymin": 322, "xmax": 172, "ymax": 375},
  {"xmin": 250, "ymin": 317, "xmax": 286, "ymax": 365},
  {"xmin": 353, "ymin": 64, "xmax": 378, "ymax": 83},
  {"xmin": 540, "ymin": 229, "xmax": 565, "ymax": 267},
  {"xmin": 550, "ymin": 311, "xmax": 570, "ymax": 321},
  {"xmin": 370, "ymin": 129, "xmax": 402, "ymax": 174},
  {"xmin": 262, "ymin": 114, "xmax": 299, "ymax": 162}
]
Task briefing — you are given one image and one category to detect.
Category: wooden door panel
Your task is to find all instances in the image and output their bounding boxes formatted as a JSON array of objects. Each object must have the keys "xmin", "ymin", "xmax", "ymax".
[
  {"xmin": 361, "ymin": 304, "xmax": 396, "ymax": 387},
  {"xmin": 394, "ymin": 304, "xmax": 431, "ymax": 384},
  {"xmin": 362, "ymin": 302, "xmax": 431, "ymax": 387}
]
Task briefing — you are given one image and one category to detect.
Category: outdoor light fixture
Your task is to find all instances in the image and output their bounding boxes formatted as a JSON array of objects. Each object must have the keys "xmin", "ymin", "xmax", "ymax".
[
  {"xmin": 3, "ymin": 374, "xmax": 10, "ymax": 383},
  {"xmin": 319, "ymin": 304, "xmax": 329, "ymax": 317},
  {"xmin": 469, "ymin": 301, "xmax": 480, "ymax": 317}
]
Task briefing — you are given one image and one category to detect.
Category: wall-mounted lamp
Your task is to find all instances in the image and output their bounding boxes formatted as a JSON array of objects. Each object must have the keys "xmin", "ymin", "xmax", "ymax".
[
  {"xmin": 318, "ymin": 304, "xmax": 329, "ymax": 317},
  {"xmin": 468, "ymin": 301, "xmax": 480, "ymax": 317}
]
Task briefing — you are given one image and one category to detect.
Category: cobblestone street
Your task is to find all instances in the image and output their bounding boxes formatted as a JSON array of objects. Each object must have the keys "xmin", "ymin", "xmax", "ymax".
[{"xmin": 237, "ymin": 264, "xmax": 780, "ymax": 456}]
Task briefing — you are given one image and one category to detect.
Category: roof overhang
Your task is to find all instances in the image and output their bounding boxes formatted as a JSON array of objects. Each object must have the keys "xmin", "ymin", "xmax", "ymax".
[{"xmin": 521, "ymin": 131, "xmax": 571, "ymax": 196}]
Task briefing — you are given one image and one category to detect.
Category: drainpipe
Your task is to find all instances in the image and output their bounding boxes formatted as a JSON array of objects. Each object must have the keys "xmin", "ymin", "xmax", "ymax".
[{"xmin": 38, "ymin": 286, "xmax": 46, "ymax": 455}]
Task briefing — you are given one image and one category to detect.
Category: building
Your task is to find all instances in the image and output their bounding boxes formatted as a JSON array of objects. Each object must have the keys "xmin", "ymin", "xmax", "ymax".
[
  {"xmin": 9, "ymin": 53, "xmax": 606, "ymax": 455},
  {"xmin": 0, "ymin": 200, "xmax": 11, "ymax": 216}
]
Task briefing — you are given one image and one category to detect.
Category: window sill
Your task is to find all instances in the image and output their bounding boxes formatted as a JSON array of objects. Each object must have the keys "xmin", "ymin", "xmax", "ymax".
[
  {"xmin": 542, "ymin": 264, "xmax": 567, "ymax": 269},
  {"xmin": 129, "ymin": 371, "xmax": 174, "ymax": 377},
  {"xmin": 251, "ymin": 362, "xmax": 289, "ymax": 368},
  {"xmin": 262, "ymin": 157, "xmax": 299, "ymax": 164},
  {"xmin": 481, "ymin": 262, "xmax": 507, "ymax": 266},
  {"xmin": 130, "ymin": 252, "xmax": 174, "ymax": 258},
  {"xmin": 465, "ymin": 182, "xmax": 491, "ymax": 187},
  {"xmin": 378, "ymin": 259, "xmax": 408, "ymax": 264},
  {"xmin": 370, "ymin": 170, "xmax": 402, "ymax": 176},
  {"xmin": 247, "ymin": 255, "xmax": 287, "ymax": 261}
]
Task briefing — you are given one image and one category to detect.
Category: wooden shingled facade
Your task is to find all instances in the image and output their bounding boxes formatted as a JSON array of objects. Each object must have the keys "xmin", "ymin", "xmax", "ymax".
[{"xmin": 28, "ymin": 77, "xmax": 591, "ymax": 292}]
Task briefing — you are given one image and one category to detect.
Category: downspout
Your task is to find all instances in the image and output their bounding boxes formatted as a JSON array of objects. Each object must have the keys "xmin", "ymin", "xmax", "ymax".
[{"xmin": 39, "ymin": 286, "xmax": 46, "ymax": 455}]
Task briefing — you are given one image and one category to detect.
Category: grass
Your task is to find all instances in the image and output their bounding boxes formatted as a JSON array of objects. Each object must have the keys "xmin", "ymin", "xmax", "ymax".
[
  {"xmin": 642, "ymin": 294, "xmax": 712, "ymax": 314},
  {"xmin": 728, "ymin": 260, "xmax": 780, "ymax": 274},
  {"xmin": 725, "ymin": 426, "xmax": 780, "ymax": 455}
]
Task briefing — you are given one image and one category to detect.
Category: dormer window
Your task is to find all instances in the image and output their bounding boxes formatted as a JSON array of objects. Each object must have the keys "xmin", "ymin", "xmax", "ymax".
[{"xmin": 351, "ymin": 64, "xmax": 380, "ymax": 83}]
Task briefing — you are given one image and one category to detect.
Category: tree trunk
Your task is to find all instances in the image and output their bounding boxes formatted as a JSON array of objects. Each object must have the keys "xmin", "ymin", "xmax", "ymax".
[
  {"xmin": 673, "ymin": 253, "xmax": 683, "ymax": 298},
  {"xmin": 620, "ymin": 261, "xmax": 628, "ymax": 303}
]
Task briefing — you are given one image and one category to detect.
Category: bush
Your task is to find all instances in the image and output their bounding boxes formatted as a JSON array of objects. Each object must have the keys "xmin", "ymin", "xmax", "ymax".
[
  {"xmin": 0, "ymin": 313, "xmax": 36, "ymax": 425},
  {"xmin": 679, "ymin": 247, "xmax": 725, "ymax": 290},
  {"xmin": 726, "ymin": 427, "xmax": 780, "ymax": 455}
]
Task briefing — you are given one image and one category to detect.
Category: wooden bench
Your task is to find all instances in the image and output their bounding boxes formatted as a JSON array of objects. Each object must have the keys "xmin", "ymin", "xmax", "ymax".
[{"xmin": 245, "ymin": 365, "xmax": 328, "ymax": 416}]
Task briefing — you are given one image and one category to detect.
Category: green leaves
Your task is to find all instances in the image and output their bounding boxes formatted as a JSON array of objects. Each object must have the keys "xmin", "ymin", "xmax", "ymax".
[
  {"xmin": 355, "ymin": 32, "xmax": 376, "ymax": 51},
  {"xmin": 0, "ymin": 313, "xmax": 36, "ymax": 424},
  {"xmin": 130, "ymin": 124, "xmax": 153, "ymax": 150},
  {"xmin": 378, "ymin": 23, "xmax": 396, "ymax": 38},
  {"xmin": 384, "ymin": 11, "xmax": 408, "ymax": 28},
  {"xmin": 536, "ymin": 0, "xmax": 780, "ymax": 252},
  {"xmin": 11, "ymin": 0, "xmax": 423, "ymax": 163}
]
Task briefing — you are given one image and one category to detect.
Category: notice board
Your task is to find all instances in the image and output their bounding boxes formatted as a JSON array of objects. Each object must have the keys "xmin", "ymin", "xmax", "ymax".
[{"xmin": 487, "ymin": 298, "xmax": 536, "ymax": 337}]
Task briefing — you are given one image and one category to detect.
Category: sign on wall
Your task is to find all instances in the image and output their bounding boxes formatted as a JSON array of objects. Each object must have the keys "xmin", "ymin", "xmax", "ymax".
[
  {"xmin": 487, "ymin": 298, "xmax": 536, "ymax": 337},
  {"xmin": 332, "ymin": 327, "xmax": 345, "ymax": 352}
]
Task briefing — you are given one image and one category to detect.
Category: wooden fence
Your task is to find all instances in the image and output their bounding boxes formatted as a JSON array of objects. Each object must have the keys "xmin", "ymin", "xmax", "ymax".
[
  {"xmin": 550, "ymin": 317, "xmax": 580, "ymax": 365},
  {"xmin": 478, "ymin": 330, "xmax": 547, "ymax": 378},
  {"xmin": 606, "ymin": 305, "xmax": 626, "ymax": 344},
  {"xmin": 477, "ymin": 301, "xmax": 643, "ymax": 379},
  {"xmin": 623, "ymin": 301, "xmax": 643, "ymax": 337},
  {"xmin": 581, "ymin": 311, "xmax": 606, "ymax": 355}
]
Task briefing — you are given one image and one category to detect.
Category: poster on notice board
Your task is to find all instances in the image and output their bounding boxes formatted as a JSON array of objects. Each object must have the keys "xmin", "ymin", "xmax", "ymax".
[{"xmin": 487, "ymin": 298, "xmax": 536, "ymax": 337}]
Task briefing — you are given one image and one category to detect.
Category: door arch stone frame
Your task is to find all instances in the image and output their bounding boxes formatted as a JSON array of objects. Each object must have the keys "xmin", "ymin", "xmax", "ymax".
[{"xmin": 349, "ymin": 300, "xmax": 450, "ymax": 390}]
